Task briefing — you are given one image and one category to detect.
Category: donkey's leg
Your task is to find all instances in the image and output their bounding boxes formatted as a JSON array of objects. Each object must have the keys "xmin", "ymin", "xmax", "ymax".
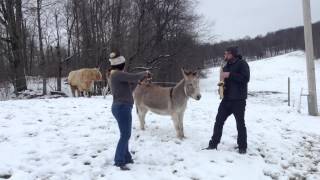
[
  {"xmin": 137, "ymin": 106, "xmax": 148, "ymax": 130},
  {"xmin": 172, "ymin": 114, "xmax": 184, "ymax": 139},
  {"xmin": 178, "ymin": 112, "xmax": 185, "ymax": 138}
]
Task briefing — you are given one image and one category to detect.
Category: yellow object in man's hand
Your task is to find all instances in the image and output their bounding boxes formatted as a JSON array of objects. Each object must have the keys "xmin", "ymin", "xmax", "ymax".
[{"xmin": 218, "ymin": 66, "xmax": 225, "ymax": 99}]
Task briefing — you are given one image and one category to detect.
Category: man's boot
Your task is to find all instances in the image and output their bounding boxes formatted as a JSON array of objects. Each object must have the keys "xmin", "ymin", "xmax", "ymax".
[{"xmin": 204, "ymin": 140, "xmax": 217, "ymax": 150}]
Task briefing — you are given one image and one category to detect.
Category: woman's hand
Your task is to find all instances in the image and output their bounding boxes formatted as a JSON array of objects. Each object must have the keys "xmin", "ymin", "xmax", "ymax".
[
  {"xmin": 145, "ymin": 71, "xmax": 152, "ymax": 80},
  {"xmin": 138, "ymin": 71, "xmax": 152, "ymax": 85}
]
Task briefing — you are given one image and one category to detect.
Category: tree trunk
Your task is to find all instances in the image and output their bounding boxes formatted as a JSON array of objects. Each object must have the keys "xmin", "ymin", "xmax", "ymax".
[
  {"xmin": 4, "ymin": 0, "xmax": 27, "ymax": 93},
  {"xmin": 55, "ymin": 12, "xmax": 62, "ymax": 91},
  {"xmin": 37, "ymin": 0, "xmax": 47, "ymax": 95},
  {"xmin": 111, "ymin": 0, "xmax": 123, "ymax": 50}
]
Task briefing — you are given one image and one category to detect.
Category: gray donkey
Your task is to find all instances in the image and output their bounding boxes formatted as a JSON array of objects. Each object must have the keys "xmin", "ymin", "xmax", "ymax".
[{"xmin": 133, "ymin": 69, "xmax": 201, "ymax": 139}]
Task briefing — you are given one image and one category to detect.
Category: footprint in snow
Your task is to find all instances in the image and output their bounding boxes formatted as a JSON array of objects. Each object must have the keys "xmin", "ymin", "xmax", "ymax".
[
  {"xmin": 0, "ymin": 174, "xmax": 11, "ymax": 179},
  {"xmin": 23, "ymin": 122, "xmax": 36, "ymax": 126},
  {"xmin": 219, "ymin": 174, "xmax": 226, "ymax": 178},
  {"xmin": 71, "ymin": 153, "xmax": 79, "ymax": 159},
  {"xmin": 190, "ymin": 177, "xmax": 200, "ymax": 180},
  {"xmin": 26, "ymin": 132, "xmax": 38, "ymax": 137},
  {"xmin": 0, "ymin": 136, "xmax": 9, "ymax": 143},
  {"xmin": 225, "ymin": 158, "xmax": 233, "ymax": 163},
  {"xmin": 27, "ymin": 150, "xmax": 37, "ymax": 155},
  {"xmin": 91, "ymin": 155, "xmax": 98, "ymax": 159}
]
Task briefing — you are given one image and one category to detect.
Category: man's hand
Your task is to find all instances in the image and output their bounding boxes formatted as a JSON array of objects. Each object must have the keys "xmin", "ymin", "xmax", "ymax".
[{"xmin": 221, "ymin": 72, "xmax": 230, "ymax": 79}]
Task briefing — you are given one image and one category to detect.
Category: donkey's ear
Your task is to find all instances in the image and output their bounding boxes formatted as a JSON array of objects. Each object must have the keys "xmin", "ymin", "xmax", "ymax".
[
  {"xmin": 181, "ymin": 68, "xmax": 188, "ymax": 79},
  {"xmin": 194, "ymin": 68, "xmax": 202, "ymax": 77},
  {"xmin": 181, "ymin": 68, "xmax": 185, "ymax": 74},
  {"xmin": 194, "ymin": 68, "xmax": 201, "ymax": 77},
  {"xmin": 192, "ymin": 71, "xmax": 198, "ymax": 76}
]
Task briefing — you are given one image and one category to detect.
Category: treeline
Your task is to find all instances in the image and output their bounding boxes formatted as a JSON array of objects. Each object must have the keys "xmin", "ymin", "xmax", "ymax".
[
  {"xmin": 0, "ymin": 0, "xmax": 204, "ymax": 94},
  {"xmin": 1, "ymin": 0, "xmax": 320, "ymax": 95},
  {"xmin": 203, "ymin": 21, "xmax": 320, "ymax": 67}
]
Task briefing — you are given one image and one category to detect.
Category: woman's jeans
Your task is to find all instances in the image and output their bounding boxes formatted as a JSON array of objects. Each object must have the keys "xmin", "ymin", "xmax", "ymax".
[{"xmin": 111, "ymin": 103, "xmax": 133, "ymax": 166}]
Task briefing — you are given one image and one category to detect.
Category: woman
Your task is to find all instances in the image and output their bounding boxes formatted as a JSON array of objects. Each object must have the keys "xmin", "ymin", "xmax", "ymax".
[{"xmin": 109, "ymin": 50, "xmax": 149, "ymax": 170}]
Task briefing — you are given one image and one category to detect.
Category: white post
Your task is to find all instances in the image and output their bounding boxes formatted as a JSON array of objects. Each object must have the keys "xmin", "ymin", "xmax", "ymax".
[
  {"xmin": 302, "ymin": 0, "xmax": 318, "ymax": 116},
  {"xmin": 288, "ymin": 77, "xmax": 290, "ymax": 106}
]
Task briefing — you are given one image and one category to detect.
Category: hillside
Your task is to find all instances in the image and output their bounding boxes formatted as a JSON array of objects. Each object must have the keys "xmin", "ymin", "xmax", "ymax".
[{"xmin": 0, "ymin": 51, "xmax": 319, "ymax": 180}]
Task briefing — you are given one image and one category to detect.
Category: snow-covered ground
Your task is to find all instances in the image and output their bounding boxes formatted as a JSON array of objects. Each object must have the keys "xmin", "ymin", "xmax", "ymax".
[
  {"xmin": 0, "ymin": 51, "xmax": 319, "ymax": 180},
  {"xmin": 0, "ymin": 77, "xmax": 71, "ymax": 101}
]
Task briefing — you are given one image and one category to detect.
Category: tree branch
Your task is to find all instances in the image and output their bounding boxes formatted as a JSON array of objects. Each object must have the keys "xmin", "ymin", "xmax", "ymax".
[
  {"xmin": 0, "ymin": 15, "xmax": 7, "ymax": 26},
  {"xmin": 0, "ymin": 36, "xmax": 11, "ymax": 43},
  {"xmin": 147, "ymin": 54, "xmax": 175, "ymax": 65}
]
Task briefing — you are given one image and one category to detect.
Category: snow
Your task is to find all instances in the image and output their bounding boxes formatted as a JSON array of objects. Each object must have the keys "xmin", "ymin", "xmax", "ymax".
[
  {"xmin": 0, "ymin": 51, "xmax": 319, "ymax": 180},
  {"xmin": 0, "ymin": 77, "xmax": 71, "ymax": 101}
]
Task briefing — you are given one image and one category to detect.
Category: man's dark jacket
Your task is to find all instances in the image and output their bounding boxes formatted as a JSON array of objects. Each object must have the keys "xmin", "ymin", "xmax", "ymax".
[{"xmin": 223, "ymin": 57, "xmax": 250, "ymax": 100}]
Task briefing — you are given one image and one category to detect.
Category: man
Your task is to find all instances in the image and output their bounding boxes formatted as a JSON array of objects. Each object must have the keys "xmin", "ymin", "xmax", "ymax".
[{"xmin": 206, "ymin": 46, "xmax": 250, "ymax": 154}]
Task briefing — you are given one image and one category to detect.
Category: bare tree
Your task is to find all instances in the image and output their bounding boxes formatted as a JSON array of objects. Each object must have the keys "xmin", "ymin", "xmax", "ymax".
[
  {"xmin": 36, "ymin": 0, "xmax": 47, "ymax": 95},
  {"xmin": 64, "ymin": 0, "xmax": 75, "ymax": 57},
  {"xmin": 0, "ymin": 0, "xmax": 27, "ymax": 93},
  {"xmin": 55, "ymin": 11, "xmax": 62, "ymax": 91},
  {"xmin": 1, "ymin": 0, "xmax": 213, "ymax": 95}
]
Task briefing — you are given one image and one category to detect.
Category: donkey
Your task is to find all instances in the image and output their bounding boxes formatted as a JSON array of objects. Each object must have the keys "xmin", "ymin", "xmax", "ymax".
[{"xmin": 133, "ymin": 69, "xmax": 201, "ymax": 139}]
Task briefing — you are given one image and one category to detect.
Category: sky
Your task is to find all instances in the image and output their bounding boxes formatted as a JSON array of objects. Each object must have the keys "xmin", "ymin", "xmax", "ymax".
[{"xmin": 196, "ymin": 0, "xmax": 320, "ymax": 42}]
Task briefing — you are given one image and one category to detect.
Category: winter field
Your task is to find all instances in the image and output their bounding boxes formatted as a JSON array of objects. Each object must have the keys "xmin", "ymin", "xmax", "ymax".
[{"xmin": 0, "ymin": 51, "xmax": 319, "ymax": 180}]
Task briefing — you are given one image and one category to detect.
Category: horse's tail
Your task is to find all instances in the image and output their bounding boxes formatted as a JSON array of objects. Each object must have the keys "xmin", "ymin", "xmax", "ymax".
[{"xmin": 64, "ymin": 79, "xmax": 69, "ymax": 85}]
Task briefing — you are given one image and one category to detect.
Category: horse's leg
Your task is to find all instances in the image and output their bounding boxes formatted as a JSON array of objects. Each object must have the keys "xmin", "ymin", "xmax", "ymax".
[
  {"xmin": 137, "ymin": 105, "xmax": 147, "ymax": 130},
  {"xmin": 77, "ymin": 90, "xmax": 82, "ymax": 97},
  {"xmin": 172, "ymin": 114, "xmax": 183, "ymax": 139},
  {"xmin": 87, "ymin": 90, "xmax": 92, "ymax": 98},
  {"xmin": 75, "ymin": 87, "xmax": 80, "ymax": 97},
  {"xmin": 102, "ymin": 87, "xmax": 106, "ymax": 98},
  {"xmin": 70, "ymin": 85, "xmax": 76, "ymax": 97},
  {"xmin": 84, "ymin": 90, "xmax": 90, "ymax": 97},
  {"xmin": 81, "ymin": 90, "xmax": 85, "ymax": 97},
  {"xmin": 88, "ymin": 81, "xmax": 94, "ymax": 98}
]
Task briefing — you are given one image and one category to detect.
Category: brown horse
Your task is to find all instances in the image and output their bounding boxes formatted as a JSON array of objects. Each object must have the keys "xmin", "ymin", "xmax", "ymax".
[{"xmin": 67, "ymin": 68, "xmax": 102, "ymax": 97}]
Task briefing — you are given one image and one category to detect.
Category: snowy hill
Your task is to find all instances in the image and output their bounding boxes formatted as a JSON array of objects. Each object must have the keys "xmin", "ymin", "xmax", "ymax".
[{"xmin": 0, "ymin": 51, "xmax": 319, "ymax": 180}]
